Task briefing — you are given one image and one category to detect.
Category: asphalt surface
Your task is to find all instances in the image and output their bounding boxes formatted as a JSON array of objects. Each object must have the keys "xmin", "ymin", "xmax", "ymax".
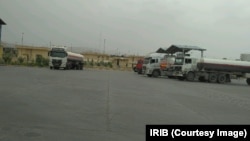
[{"xmin": 0, "ymin": 66, "xmax": 250, "ymax": 141}]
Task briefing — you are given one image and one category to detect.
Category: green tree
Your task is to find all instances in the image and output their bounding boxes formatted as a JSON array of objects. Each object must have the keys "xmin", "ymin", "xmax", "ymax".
[
  {"xmin": 108, "ymin": 62, "xmax": 113, "ymax": 68},
  {"xmin": 0, "ymin": 58, "xmax": 4, "ymax": 64},
  {"xmin": 36, "ymin": 55, "xmax": 49, "ymax": 67},
  {"xmin": 2, "ymin": 53, "xmax": 13, "ymax": 64},
  {"xmin": 90, "ymin": 59, "xmax": 94, "ymax": 66},
  {"xmin": 36, "ymin": 55, "xmax": 43, "ymax": 66},
  {"xmin": 42, "ymin": 58, "xmax": 49, "ymax": 66},
  {"xmin": 17, "ymin": 57, "xmax": 24, "ymax": 64}
]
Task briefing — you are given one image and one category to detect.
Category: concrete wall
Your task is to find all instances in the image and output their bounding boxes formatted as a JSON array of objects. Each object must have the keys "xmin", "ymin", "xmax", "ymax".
[
  {"xmin": 1, "ymin": 44, "xmax": 144, "ymax": 69},
  {"xmin": 83, "ymin": 53, "xmax": 110, "ymax": 63},
  {"xmin": 16, "ymin": 46, "xmax": 49, "ymax": 62},
  {"xmin": 83, "ymin": 52, "xmax": 143, "ymax": 69}
]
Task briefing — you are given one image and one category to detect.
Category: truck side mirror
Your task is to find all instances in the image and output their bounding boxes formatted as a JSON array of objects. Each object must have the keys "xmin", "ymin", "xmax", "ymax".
[{"xmin": 48, "ymin": 51, "xmax": 51, "ymax": 56}]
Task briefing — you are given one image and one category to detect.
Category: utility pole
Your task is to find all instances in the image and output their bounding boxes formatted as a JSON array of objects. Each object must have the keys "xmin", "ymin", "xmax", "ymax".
[
  {"xmin": 103, "ymin": 39, "xmax": 106, "ymax": 54},
  {"xmin": 21, "ymin": 32, "xmax": 24, "ymax": 46},
  {"xmin": 99, "ymin": 32, "xmax": 102, "ymax": 49}
]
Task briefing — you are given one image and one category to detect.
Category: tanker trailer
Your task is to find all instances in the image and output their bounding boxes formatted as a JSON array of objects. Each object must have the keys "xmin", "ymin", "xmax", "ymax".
[
  {"xmin": 171, "ymin": 57, "xmax": 250, "ymax": 85},
  {"xmin": 197, "ymin": 58, "xmax": 250, "ymax": 84},
  {"xmin": 48, "ymin": 47, "xmax": 84, "ymax": 70}
]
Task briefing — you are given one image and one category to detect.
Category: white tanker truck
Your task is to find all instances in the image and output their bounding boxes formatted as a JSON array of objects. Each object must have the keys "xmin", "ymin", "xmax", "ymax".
[
  {"xmin": 48, "ymin": 47, "xmax": 84, "ymax": 70},
  {"xmin": 142, "ymin": 53, "xmax": 175, "ymax": 77},
  {"xmin": 170, "ymin": 56, "xmax": 250, "ymax": 85}
]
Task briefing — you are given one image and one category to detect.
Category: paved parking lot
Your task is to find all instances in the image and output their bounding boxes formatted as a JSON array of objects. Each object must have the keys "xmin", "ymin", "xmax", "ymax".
[{"xmin": 0, "ymin": 66, "xmax": 250, "ymax": 141}]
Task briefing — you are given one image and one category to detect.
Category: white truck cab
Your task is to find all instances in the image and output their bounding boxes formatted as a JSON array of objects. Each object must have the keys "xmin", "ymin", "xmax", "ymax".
[
  {"xmin": 142, "ymin": 53, "xmax": 167, "ymax": 77},
  {"xmin": 171, "ymin": 57, "xmax": 199, "ymax": 79}
]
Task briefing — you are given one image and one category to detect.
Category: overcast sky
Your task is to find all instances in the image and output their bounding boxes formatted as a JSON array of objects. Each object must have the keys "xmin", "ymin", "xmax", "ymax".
[{"xmin": 0, "ymin": 0, "xmax": 250, "ymax": 58}]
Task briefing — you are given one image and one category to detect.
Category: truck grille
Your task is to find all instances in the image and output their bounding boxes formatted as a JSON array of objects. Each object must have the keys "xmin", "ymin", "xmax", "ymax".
[{"xmin": 52, "ymin": 59, "xmax": 62, "ymax": 67}]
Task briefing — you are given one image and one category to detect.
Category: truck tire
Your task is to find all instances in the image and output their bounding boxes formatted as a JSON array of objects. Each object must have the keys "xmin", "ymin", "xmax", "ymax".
[
  {"xmin": 208, "ymin": 73, "xmax": 217, "ymax": 83},
  {"xmin": 152, "ymin": 70, "xmax": 160, "ymax": 78},
  {"xmin": 247, "ymin": 78, "xmax": 250, "ymax": 85},
  {"xmin": 186, "ymin": 72, "xmax": 195, "ymax": 81},
  {"xmin": 217, "ymin": 74, "xmax": 226, "ymax": 83}
]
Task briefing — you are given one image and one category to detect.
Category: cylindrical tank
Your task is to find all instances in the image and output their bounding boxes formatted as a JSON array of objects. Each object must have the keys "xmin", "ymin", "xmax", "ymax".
[
  {"xmin": 197, "ymin": 58, "xmax": 250, "ymax": 73},
  {"xmin": 160, "ymin": 56, "xmax": 175, "ymax": 70},
  {"xmin": 241, "ymin": 54, "xmax": 250, "ymax": 62},
  {"xmin": 67, "ymin": 51, "xmax": 84, "ymax": 62}
]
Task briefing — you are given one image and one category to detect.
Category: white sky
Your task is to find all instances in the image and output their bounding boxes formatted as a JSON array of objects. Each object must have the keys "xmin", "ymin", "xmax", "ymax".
[{"xmin": 0, "ymin": 0, "xmax": 250, "ymax": 59}]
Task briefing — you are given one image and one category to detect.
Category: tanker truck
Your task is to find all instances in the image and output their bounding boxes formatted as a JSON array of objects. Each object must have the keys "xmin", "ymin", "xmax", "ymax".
[
  {"xmin": 142, "ymin": 52, "xmax": 175, "ymax": 77},
  {"xmin": 170, "ymin": 56, "xmax": 250, "ymax": 85},
  {"xmin": 48, "ymin": 47, "xmax": 84, "ymax": 70}
]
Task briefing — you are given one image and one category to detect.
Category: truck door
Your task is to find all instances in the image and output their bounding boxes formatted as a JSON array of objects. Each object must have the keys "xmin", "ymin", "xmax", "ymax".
[
  {"xmin": 150, "ymin": 58, "xmax": 158, "ymax": 67},
  {"xmin": 184, "ymin": 58, "xmax": 192, "ymax": 71},
  {"xmin": 150, "ymin": 59, "xmax": 155, "ymax": 64},
  {"xmin": 154, "ymin": 58, "xmax": 159, "ymax": 67}
]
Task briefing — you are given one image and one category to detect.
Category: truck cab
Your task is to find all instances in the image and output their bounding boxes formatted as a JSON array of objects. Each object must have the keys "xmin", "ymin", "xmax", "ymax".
[
  {"xmin": 142, "ymin": 53, "xmax": 167, "ymax": 77},
  {"xmin": 170, "ymin": 56, "xmax": 199, "ymax": 80},
  {"xmin": 133, "ymin": 59, "xmax": 144, "ymax": 74},
  {"xmin": 48, "ymin": 47, "xmax": 68, "ymax": 69}
]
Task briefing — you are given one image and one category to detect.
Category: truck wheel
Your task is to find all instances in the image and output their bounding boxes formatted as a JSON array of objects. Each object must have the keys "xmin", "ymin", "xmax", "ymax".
[
  {"xmin": 208, "ymin": 73, "xmax": 217, "ymax": 83},
  {"xmin": 217, "ymin": 74, "xmax": 226, "ymax": 83},
  {"xmin": 152, "ymin": 70, "xmax": 160, "ymax": 78},
  {"xmin": 186, "ymin": 72, "xmax": 195, "ymax": 81},
  {"xmin": 147, "ymin": 74, "xmax": 152, "ymax": 77},
  {"xmin": 247, "ymin": 78, "xmax": 250, "ymax": 85}
]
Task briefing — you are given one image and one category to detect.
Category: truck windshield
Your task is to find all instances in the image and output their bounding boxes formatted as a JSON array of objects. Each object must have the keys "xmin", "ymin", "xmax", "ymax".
[
  {"xmin": 50, "ymin": 51, "xmax": 67, "ymax": 58},
  {"xmin": 174, "ymin": 58, "xmax": 184, "ymax": 65}
]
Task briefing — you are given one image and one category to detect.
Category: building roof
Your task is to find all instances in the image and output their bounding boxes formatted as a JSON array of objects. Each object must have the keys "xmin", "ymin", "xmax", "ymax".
[
  {"xmin": 156, "ymin": 48, "xmax": 166, "ymax": 53},
  {"xmin": 156, "ymin": 45, "xmax": 206, "ymax": 54},
  {"xmin": 0, "ymin": 18, "xmax": 6, "ymax": 25}
]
